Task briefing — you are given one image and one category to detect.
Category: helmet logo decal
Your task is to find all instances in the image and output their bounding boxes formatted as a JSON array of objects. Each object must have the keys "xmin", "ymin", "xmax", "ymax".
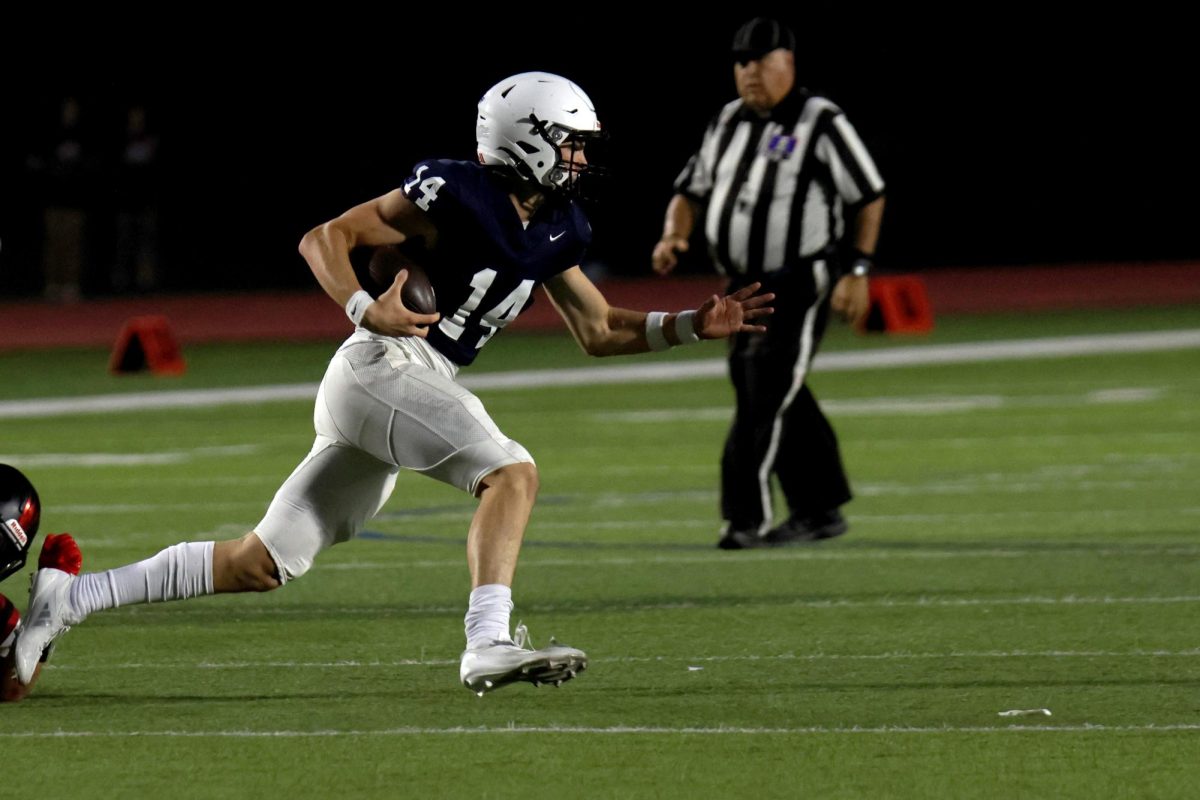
[{"xmin": 4, "ymin": 518, "xmax": 27, "ymax": 548}]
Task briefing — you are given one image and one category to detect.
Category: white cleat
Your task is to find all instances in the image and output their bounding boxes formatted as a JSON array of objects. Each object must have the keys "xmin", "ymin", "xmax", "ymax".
[
  {"xmin": 460, "ymin": 623, "xmax": 588, "ymax": 696},
  {"xmin": 15, "ymin": 568, "xmax": 82, "ymax": 685}
]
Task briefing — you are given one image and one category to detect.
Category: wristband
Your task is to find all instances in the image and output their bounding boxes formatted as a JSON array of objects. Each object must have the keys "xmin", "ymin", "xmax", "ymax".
[
  {"xmin": 674, "ymin": 310, "xmax": 700, "ymax": 343},
  {"xmin": 345, "ymin": 290, "xmax": 375, "ymax": 327},
  {"xmin": 645, "ymin": 311, "xmax": 670, "ymax": 351}
]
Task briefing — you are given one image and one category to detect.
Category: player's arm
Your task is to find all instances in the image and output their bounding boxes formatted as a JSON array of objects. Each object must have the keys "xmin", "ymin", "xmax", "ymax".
[
  {"xmin": 298, "ymin": 190, "xmax": 441, "ymax": 337},
  {"xmin": 1, "ymin": 594, "xmax": 41, "ymax": 702},
  {"xmin": 543, "ymin": 266, "xmax": 773, "ymax": 357}
]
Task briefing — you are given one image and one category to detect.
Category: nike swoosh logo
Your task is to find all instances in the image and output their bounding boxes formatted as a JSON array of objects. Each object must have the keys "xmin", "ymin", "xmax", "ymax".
[{"xmin": 550, "ymin": 232, "xmax": 566, "ymax": 242}]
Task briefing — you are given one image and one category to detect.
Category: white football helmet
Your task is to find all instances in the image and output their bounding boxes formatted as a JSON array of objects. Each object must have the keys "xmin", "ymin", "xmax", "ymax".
[{"xmin": 476, "ymin": 71, "xmax": 604, "ymax": 195}]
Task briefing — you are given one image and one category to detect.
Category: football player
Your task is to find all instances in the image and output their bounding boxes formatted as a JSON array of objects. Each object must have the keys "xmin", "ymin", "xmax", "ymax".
[
  {"xmin": 16, "ymin": 72, "xmax": 773, "ymax": 696},
  {"xmin": 1, "ymin": 464, "xmax": 82, "ymax": 702}
]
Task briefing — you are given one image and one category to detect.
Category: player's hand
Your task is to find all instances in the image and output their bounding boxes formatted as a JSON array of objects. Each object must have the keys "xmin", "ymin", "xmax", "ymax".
[
  {"xmin": 39, "ymin": 533, "xmax": 82, "ymax": 574},
  {"xmin": 652, "ymin": 235, "xmax": 689, "ymax": 275},
  {"xmin": 695, "ymin": 282, "xmax": 774, "ymax": 339},
  {"xmin": 363, "ymin": 270, "xmax": 441, "ymax": 338},
  {"xmin": 831, "ymin": 274, "xmax": 870, "ymax": 326}
]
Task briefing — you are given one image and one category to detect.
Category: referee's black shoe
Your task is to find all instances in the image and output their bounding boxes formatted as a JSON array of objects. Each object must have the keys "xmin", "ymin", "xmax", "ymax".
[
  {"xmin": 716, "ymin": 528, "xmax": 763, "ymax": 550},
  {"xmin": 763, "ymin": 510, "xmax": 848, "ymax": 546}
]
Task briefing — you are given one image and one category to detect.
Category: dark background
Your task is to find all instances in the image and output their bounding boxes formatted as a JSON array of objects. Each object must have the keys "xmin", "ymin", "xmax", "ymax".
[{"xmin": 2, "ymin": 7, "xmax": 1196, "ymax": 296}]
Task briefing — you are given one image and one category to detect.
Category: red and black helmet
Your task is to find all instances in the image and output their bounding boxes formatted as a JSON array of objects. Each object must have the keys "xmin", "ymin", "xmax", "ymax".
[{"xmin": 0, "ymin": 465, "xmax": 40, "ymax": 583}]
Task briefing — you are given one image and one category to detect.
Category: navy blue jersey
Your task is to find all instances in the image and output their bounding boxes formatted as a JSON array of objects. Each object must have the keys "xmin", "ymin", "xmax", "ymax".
[{"xmin": 399, "ymin": 159, "xmax": 591, "ymax": 366}]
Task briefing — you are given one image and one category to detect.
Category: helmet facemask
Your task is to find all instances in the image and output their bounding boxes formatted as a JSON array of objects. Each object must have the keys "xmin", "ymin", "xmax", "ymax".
[{"xmin": 533, "ymin": 118, "xmax": 608, "ymax": 199}]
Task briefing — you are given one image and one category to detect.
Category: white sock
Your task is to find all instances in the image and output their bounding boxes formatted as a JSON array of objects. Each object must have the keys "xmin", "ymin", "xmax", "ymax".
[
  {"xmin": 464, "ymin": 584, "xmax": 513, "ymax": 649},
  {"xmin": 69, "ymin": 542, "xmax": 215, "ymax": 618}
]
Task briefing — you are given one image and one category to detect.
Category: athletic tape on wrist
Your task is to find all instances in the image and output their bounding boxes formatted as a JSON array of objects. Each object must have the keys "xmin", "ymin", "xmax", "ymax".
[
  {"xmin": 674, "ymin": 310, "xmax": 700, "ymax": 343},
  {"xmin": 645, "ymin": 311, "xmax": 671, "ymax": 351},
  {"xmin": 345, "ymin": 290, "xmax": 375, "ymax": 327}
]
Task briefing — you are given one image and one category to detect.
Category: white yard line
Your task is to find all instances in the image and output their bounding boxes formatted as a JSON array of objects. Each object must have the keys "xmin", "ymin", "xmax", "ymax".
[
  {"xmin": 2, "ymin": 330, "xmax": 1197, "ymax": 419},
  {"xmin": 0, "ymin": 445, "xmax": 259, "ymax": 469},
  {"xmin": 46, "ymin": 648, "xmax": 1200, "ymax": 672},
  {"xmin": 103, "ymin": 594, "xmax": 1200, "ymax": 617},
  {"xmin": 2, "ymin": 723, "xmax": 1198, "ymax": 738},
  {"xmin": 311, "ymin": 547, "xmax": 1198, "ymax": 570},
  {"xmin": 594, "ymin": 387, "xmax": 1168, "ymax": 422}
]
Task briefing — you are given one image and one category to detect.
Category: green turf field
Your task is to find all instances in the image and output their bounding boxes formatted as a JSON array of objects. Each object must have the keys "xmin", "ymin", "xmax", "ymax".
[{"xmin": 2, "ymin": 307, "xmax": 1198, "ymax": 798}]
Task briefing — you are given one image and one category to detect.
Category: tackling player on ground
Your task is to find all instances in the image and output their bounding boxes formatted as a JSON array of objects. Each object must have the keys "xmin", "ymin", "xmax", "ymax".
[
  {"xmin": 16, "ymin": 72, "xmax": 772, "ymax": 696},
  {"xmin": 1, "ymin": 464, "xmax": 82, "ymax": 702}
]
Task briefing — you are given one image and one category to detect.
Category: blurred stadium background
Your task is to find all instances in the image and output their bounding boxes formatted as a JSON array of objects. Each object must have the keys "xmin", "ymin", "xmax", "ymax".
[{"xmin": 3, "ymin": 6, "xmax": 1198, "ymax": 301}]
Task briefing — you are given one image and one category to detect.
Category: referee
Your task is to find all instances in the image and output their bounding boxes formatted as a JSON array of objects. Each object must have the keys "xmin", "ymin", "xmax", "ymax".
[{"xmin": 652, "ymin": 17, "xmax": 886, "ymax": 550}]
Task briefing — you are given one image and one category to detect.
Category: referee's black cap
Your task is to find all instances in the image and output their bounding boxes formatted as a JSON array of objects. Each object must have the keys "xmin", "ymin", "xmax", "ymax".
[{"xmin": 732, "ymin": 17, "xmax": 796, "ymax": 63}]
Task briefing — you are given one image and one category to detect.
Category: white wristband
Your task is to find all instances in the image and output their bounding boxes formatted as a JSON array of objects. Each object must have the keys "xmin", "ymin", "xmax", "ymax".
[
  {"xmin": 645, "ymin": 311, "xmax": 671, "ymax": 351},
  {"xmin": 674, "ymin": 310, "xmax": 700, "ymax": 344},
  {"xmin": 345, "ymin": 290, "xmax": 375, "ymax": 328}
]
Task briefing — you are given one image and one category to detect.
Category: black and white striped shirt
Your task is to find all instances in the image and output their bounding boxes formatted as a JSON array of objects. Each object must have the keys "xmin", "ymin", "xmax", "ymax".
[{"xmin": 674, "ymin": 90, "xmax": 884, "ymax": 280}]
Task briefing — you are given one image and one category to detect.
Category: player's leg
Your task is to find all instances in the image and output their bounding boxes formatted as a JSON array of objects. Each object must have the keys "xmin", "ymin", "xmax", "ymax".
[
  {"xmin": 325, "ymin": 339, "xmax": 589, "ymax": 694},
  {"xmin": 15, "ymin": 358, "xmax": 399, "ymax": 686},
  {"xmin": 16, "ymin": 538, "xmax": 227, "ymax": 683},
  {"xmin": 461, "ymin": 461, "xmax": 535, "ymax": 651},
  {"xmin": 213, "ymin": 532, "xmax": 284, "ymax": 592},
  {"xmin": 467, "ymin": 461, "xmax": 538, "ymax": 589},
  {"xmin": 457, "ymin": 460, "xmax": 586, "ymax": 694},
  {"xmin": 324, "ymin": 339, "xmax": 540, "ymax": 597}
]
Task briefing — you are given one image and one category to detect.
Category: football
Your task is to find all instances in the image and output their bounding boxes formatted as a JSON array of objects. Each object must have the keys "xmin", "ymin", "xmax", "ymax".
[{"xmin": 358, "ymin": 246, "xmax": 437, "ymax": 315}]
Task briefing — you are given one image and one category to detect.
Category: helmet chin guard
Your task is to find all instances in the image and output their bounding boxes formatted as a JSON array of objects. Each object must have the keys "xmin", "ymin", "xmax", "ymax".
[{"xmin": 476, "ymin": 71, "xmax": 606, "ymax": 197}]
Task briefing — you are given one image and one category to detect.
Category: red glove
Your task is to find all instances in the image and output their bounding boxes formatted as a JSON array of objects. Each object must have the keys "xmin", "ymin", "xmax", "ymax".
[{"xmin": 38, "ymin": 533, "xmax": 83, "ymax": 575}]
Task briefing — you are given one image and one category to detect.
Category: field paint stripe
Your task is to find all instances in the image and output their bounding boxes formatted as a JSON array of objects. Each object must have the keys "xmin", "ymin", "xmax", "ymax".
[
  {"xmin": 596, "ymin": 387, "xmax": 1166, "ymax": 422},
  {"xmin": 2, "ymin": 724, "xmax": 1199, "ymax": 739},
  {"xmin": 110, "ymin": 594, "xmax": 1200, "ymax": 618},
  {"xmin": 856, "ymin": 479, "xmax": 1192, "ymax": 496},
  {"xmin": 613, "ymin": 648, "xmax": 1200, "ymax": 663},
  {"xmin": 311, "ymin": 546, "xmax": 1200, "ymax": 570},
  {"xmin": 0, "ymin": 385, "xmax": 319, "ymax": 419},
  {"xmin": 2, "ymin": 330, "xmax": 1197, "ymax": 419},
  {"xmin": 813, "ymin": 329, "xmax": 1200, "ymax": 369},
  {"xmin": 48, "ymin": 648, "xmax": 1200, "ymax": 672},
  {"xmin": 0, "ymin": 445, "xmax": 260, "ymax": 468},
  {"xmin": 58, "ymin": 502, "xmax": 267, "ymax": 514}
]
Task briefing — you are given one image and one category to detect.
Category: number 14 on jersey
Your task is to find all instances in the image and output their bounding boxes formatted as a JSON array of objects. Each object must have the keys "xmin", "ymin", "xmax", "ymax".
[{"xmin": 439, "ymin": 269, "xmax": 533, "ymax": 349}]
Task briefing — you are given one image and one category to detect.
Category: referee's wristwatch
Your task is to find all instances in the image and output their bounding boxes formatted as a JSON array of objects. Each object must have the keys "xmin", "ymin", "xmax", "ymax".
[{"xmin": 850, "ymin": 253, "xmax": 873, "ymax": 278}]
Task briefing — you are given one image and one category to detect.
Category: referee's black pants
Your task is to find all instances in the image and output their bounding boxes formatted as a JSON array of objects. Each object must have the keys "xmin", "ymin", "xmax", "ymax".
[{"xmin": 720, "ymin": 266, "xmax": 853, "ymax": 533}]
